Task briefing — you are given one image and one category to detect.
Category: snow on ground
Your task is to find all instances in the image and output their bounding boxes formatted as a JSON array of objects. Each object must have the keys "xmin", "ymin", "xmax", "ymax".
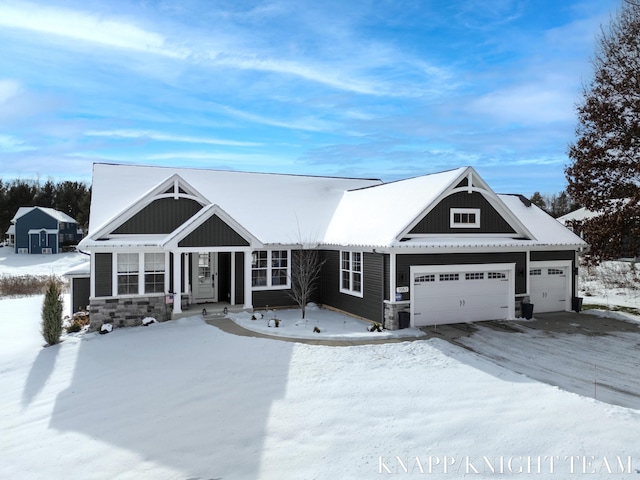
[
  {"xmin": 229, "ymin": 304, "xmax": 425, "ymax": 340},
  {"xmin": 1, "ymin": 254, "xmax": 640, "ymax": 479},
  {"xmin": 0, "ymin": 248, "xmax": 87, "ymax": 277},
  {"xmin": 579, "ymin": 261, "xmax": 640, "ymax": 310}
]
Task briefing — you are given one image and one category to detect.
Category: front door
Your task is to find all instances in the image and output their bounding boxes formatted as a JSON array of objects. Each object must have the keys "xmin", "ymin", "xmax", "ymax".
[{"xmin": 193, "ymin": 253, "xmax": 217, "ymax": 303}]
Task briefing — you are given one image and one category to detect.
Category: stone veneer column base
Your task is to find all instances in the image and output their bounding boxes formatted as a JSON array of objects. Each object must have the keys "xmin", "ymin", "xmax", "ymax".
[
  {"xmin": 89, "ymin": 295, "xmax": 169, "ymax": 331},
  {"xmin": 383, "ymin": 300, "xmax": 411, "ymax": 330}
]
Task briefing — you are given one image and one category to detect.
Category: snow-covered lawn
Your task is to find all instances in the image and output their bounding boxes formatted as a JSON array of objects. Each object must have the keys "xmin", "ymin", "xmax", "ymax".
[
  {"xmin": 229, "ymin": 304, "xmax": 425, "ymax": 340},
  {"xmin": 1, "ymin": 251, "xmax": 640, "ymax": 479}
]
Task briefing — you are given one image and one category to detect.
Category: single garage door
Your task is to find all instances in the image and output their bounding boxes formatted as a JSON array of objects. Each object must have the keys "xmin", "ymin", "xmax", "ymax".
[
  {"xmin": 412, "ymin": 265, "xmax": 512, "ymax": 327},
  {"xmin": 529, "ymin": 264, "xmax": 570, "ymax": 313}
]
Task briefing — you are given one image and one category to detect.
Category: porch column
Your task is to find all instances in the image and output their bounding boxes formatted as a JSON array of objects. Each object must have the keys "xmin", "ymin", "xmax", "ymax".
[
  {"xmin": 243, "ymin": 249, "xmax": 253, "ymax": 309},
  {"xmin": 172, "ymin": 251, "xmax": 182, "ymax": 314},
  {"xmin": 230, "ymin": 251, "xmax": 236, "ymax": 306},
  {"xmin": 389, "ymin": 252, "xmax": 397, "ymax": 301},
  {"xmin": 183, "ymin": 253, "xmax": 190, "ymax": 296}
]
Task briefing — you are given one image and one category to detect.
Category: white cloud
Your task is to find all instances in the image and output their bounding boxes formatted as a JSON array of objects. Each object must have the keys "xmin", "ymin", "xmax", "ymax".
[
  {"xmin": 0, "ymin": 79, "xmax": 22, "ymax": 103},
  {"xmin": 85, "ymin": 129, "xmax": 262, "ymax": 147},
  {"xmin": 216, "ymin": 104, "xmax": 337, "ymax": 132},
  {"xmin": 0, "ymin": 134, "xmax": 33, "ymax": 152},
  {"xmin": 212, "ymin": 54, "xmax": 383, "ymax": 96},
  {"xmin": 469, "ymin": 81, "xmax": 576, "ymax": 125},
  {"xmin": 0, "ymin": 1, "xmax": 186, "ymax": 58}
]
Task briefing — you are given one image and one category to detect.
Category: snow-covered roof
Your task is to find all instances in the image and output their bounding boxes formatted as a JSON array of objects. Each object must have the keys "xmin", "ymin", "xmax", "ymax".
[
  {"xmin": 12, "ymin": 206, "xmax": 77, "ymax": 224},
  {"xmin": 5, "ymin": 225, "xmax": 15, "ymax": 235},
  {"xmin": 85, "ymin": 163, "xmax": 382, "ymax": 246},
  {"xmin": 82, "ymin": 163, "xmax": 587, "ymax": 251},
  {"xmin": 557, "ymin": 206, "xmax": 601, "ymax": 224},
  {"xmin": 324, "ymin": 168, "xmax": 467, "ymax": 246},
  {"xmin": 498, "ymin": 195, "xmax": 586, "ymax": 247},
  {"xmin": 63, "ymin": 260, "xmax": 91, "ymax": 277},
  {"xmin": 557, "ymin": 199, "xmax": 631, "ymax": 225}
]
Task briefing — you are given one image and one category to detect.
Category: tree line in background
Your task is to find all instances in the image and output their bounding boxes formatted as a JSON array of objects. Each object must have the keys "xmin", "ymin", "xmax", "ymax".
[
  {"xmin": 0, "ymin": 178, "xmax": 91, "ymax": 239},
  {"xmin": 529, "ymin": 191, "xmax": 579, "ymax": 219}
]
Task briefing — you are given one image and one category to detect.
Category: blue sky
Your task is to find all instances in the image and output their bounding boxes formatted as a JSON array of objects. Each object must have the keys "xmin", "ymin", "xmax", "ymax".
[{"xmin": 0, "ymin": 0, "xmax": 622, "ymax": 195}]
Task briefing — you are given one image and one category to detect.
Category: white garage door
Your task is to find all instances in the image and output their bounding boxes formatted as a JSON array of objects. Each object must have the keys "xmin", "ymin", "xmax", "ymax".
[
  {"xmin": 529, "ymin": 264, "xmax": 570, "ymax": 313},
  {"xmin": 412, "ymin": 265, "xmax": 512, "ymax": 327}
]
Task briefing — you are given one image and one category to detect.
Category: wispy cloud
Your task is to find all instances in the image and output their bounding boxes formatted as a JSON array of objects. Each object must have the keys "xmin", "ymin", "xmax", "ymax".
[
  {"xmin": 0, "ymin": 2, "xmax": 449, "ymax": 98},
  {"xmin": 0, "ymin": 134, "xmax": 33, "ymax": 152},
  {"xmin": 85, "ymin": 129, "xmax": 262, "ymax": 147},
  {"xmin": 0, "ymin": 1, "xmax": 186, "ymax": 58},
  {"xmin": 215, "ymin": 104, "xmax": 338, "ymax": 132}
]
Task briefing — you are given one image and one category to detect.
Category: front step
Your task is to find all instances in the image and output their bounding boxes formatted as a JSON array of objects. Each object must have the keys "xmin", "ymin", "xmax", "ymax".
[{"xmin": 171, "ymin": 303, "xmax": 250, "ymax": 320}]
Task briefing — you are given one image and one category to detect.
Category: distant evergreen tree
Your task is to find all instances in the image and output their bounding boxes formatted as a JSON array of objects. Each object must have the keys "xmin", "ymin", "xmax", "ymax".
[
  {"xmin": 41, "ymin": 278, "xmax": 63, "ymax": 346},
  {"xmin": 566, "ymin": 1, "xmax": 640, "ymax": 260},
  {"xmin": 529, "ymin": 192, "xmax": 547, "ymax": 211},
  {"xmin": 35, "ymin": 179, "xmax": 57, "ymax": 207},
  {"xmin": 0, "ymin": 178, "xmax": 91, "ymax": 239}
]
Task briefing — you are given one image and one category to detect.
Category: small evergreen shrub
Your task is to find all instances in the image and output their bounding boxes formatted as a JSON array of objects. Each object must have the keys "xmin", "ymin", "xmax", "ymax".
[
  {"xmin": 41, "ymin": 278, "xmax": 64, "ymax": 346},
  {"xmin": 66, "ymin": 322, "xmax": 82, "ymax": 333}
]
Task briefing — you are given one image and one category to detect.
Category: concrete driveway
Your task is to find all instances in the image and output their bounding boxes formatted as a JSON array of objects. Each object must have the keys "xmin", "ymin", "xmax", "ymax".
[{"xmin": 420, "ymin": 311, "xmax": 640, "ymax": 410}]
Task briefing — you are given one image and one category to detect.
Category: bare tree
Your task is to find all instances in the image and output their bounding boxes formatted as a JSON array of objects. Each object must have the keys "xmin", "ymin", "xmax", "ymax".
[{"xmin": 287, "ymin": 246, "xmax": 326, "ymax": 319}]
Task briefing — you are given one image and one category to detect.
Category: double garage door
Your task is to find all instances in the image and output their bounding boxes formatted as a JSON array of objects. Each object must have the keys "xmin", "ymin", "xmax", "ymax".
[{"xmin": 411, "ymin": 264, "xmax": 514, "ymax": 327}]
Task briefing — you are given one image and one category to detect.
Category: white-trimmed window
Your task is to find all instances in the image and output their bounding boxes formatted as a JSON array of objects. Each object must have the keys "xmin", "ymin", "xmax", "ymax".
[
  {"xmin": 251, "ymin": 250, "xmax": 290, "ymax": 289},
  {"xmin": 340, "ymin": 251, "xmax": 363, "ymax": 296},
  {"xmin": 144, "ymin": 253, "xmax": 166, "ymax": 293},
  {"xmin": 450, "ymin": 208, "xmax": 480, "ymax": 228},
  {"xmin": 117, "ymin": 253, "xmax": 139, "ymax": 295}
]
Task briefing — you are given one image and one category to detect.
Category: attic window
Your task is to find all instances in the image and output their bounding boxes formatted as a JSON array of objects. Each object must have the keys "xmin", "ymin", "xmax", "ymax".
[{"xmin": 450, "ymin": 208, "xmax": 480, "ymax": 228}]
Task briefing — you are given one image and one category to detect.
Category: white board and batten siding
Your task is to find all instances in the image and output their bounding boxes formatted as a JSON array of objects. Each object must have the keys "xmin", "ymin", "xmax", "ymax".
[
  {"xmin": 410, "ymin": 264, "xmax": 516, "ymax": 327},
  {"xmin": 529, "ymin": 260, "xmax": 572, "ymax": 313}
]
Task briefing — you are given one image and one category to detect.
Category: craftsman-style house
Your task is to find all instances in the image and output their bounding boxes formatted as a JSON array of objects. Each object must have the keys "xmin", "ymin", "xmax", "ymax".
[{"xmin": 73, "ymin": 163, "xmax": 587, "ymax": 330}]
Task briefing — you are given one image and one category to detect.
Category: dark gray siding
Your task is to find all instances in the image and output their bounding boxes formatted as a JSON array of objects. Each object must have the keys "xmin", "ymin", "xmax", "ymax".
[
  {"xmin": 179, "ymin": 215, "xmax": 250, "ymax": 248},
  {"xmin": 253, "ymin": 290, "xmax": 298, "ymax": 309},
  {"xmin": 112, "ymin": 198, "xmax": 202, "ymax": 235},
  {"xmin": 409, "ymin": 192, "xmax": 516, "ymax": 235},
  {"xmin": 530, "ymin": 250, "xmax": 575, "ymax": 262},
  {"xmin": 71, "ymin": 277, "xmax": 90, "ymax": 312},
  {"xmin": 319, "ymin": 250, "xmax": 384, "ymax": 323},
  {"xmin": 94, "ymin": 253, "xmax": 112, "ymax": 297},
  {"xmin": 395, "ymin": 252, "xmax": 528, "ymax": 297},
  {"xmin": 383, "ymin": 254, "xmax": 391, "ymax": 301},
  {"xmin": 234, "ymin": 252, "xmax": 244, "ymax": 305}
]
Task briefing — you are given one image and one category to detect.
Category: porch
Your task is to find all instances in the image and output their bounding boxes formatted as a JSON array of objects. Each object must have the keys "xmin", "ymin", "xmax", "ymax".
[{"xmin": 171, "ymin": 301, "xmax": 250, "ymax": 321}]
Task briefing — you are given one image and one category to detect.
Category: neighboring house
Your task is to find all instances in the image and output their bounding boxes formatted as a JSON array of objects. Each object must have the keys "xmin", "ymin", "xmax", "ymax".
[
  {"xmin": 5, "ymin": 224, "xmax": 15, "ymax": 247},
  {"xmin": 558, "ymin": 202, "xmax": 637, "ymax": 260},
  {"xmin": 8, "ymin": 206, "xmax": 83, "ymax": 254},
  {"xmin": 76, "ymin": 163, "xmax": 588, "ymax": 331}
]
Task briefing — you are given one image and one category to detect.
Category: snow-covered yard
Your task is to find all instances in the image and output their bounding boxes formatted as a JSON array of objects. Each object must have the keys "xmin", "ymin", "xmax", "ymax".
[{"xmin": 1, "ymin": 250, "xmax": 640, "ymax": 479}]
